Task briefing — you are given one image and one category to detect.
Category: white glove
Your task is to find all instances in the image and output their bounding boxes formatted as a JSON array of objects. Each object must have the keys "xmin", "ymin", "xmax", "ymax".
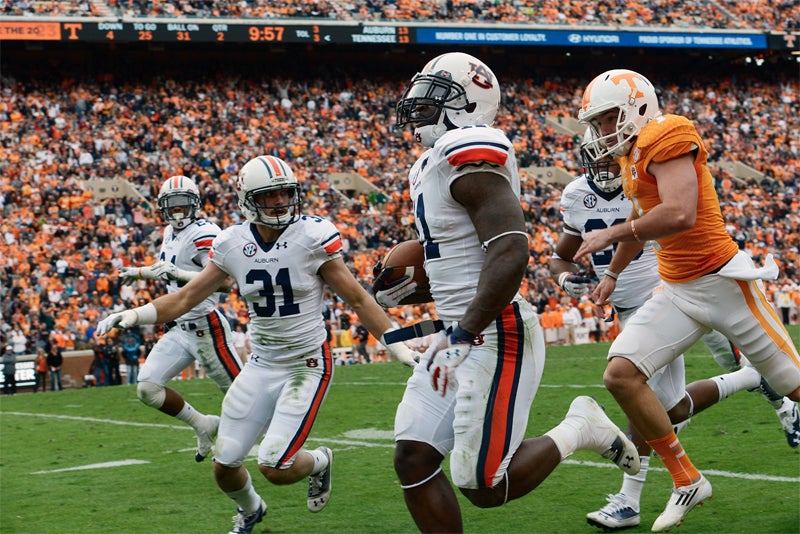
[
  {"xmin": 96, "ymin": 303, "xmax": 158, "ymax": 336},
  {"xmin": 380, "ymin": 330, "xmax": 421, "ymax": 368},
  {"xmin": 372, "ymin": 266, "xmax": 418, "ymax": 308},
  {"xmin": 426, "ymin": 323, "xmax": 475, "ymax": 396},
  {"xmin": 118, "ymin": 262, "xmax": 169, "ymax": 286},
  {"xmin": 557, "ymin": 272, "xmax": 592, "ymax": 299},
  {"xmin": 149, "ymin": 261, "xmax": 180, "ymax": 281},
  {"xmin": 96, "ymin": 310, "xmax": 140, "ymax": 336}
]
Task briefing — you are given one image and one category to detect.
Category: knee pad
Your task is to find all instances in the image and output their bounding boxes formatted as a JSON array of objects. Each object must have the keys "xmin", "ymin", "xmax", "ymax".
[{"xmin": 137, "ymin": 380, "xmax": 166, "ymax": 408}]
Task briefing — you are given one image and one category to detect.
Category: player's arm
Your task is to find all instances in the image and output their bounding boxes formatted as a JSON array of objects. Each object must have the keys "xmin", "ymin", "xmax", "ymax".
[
  {"xmin": 152, "ymin": 253, "xmax": 234, "ymax": 292},
  {"xmin": 320, "ymin": 257, "xmax": 419, "ymax": 366},
  {"xmin": 575, "ymin": 153, "xmax": 697, "ymax": 260},
  {"xmin": 451, "ymin": 171, "xmax": 529, "ymax": 337},
  {"xmin": 96, "ymin": 263, "xmax": 229, "ymax": 335},
  {"xmin": 550, "ymin": 228, "xmax": 593, "ymax": 298}
]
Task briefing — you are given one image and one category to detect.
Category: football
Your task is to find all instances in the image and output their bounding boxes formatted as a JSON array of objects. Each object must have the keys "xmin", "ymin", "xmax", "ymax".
[{"xmin": 373, "ymin": 240, "xmax": 432, "ymax": 305}]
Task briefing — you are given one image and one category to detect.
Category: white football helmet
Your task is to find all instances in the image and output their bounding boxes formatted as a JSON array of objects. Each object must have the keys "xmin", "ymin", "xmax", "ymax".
[
  {"xmin": 158, "ymin": 175, "xmax": 200, "ymax": 231},
  {"xmin": 581, "ymin": 128, "xmax": 622, "ymax": 193},
  {"xmin": 236, "ymin": 155, "xmax": 301, "ymax": 229},
  {"xmin": 396, "ymin": 52, "xmax": 500, "ymax": 147},
  {"xmin": 578, "ymin": 69, "xmax": 661, "ymax": 159}
]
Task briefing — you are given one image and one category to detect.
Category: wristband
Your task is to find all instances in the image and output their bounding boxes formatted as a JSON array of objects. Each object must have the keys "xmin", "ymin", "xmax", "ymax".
[
  {"xmin": 134, "ymin": 302, "xmax": 158, "ymax": 325},
  {"xmin": 631, "ymin": 219, "xmax": 641, "ymax": 242},
  {"xmin": 451, "ymin": 324, "xmax": 476, "ymax": 344},
  {"xmin": 603, "ymin": 269, "xmax": 619, "ymax": 281}
]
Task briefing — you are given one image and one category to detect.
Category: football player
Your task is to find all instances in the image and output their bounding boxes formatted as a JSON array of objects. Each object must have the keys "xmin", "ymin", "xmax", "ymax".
[
  {"xmin": 99, "ymin": 156, "xmax": 418, "ymax": 534},
  {"xmin": 117, "ymin": 175, "xmax": 243, "ymax": 463},
  {"xmin": 381, "ymin": 51, "xmax": 640, "ymax": 533},
  {"xmin": 551, "ymin": 130, "xmax": 800, "ymax": 531},
  {"xmin": 575, "ymin": 69, "xmax": 800, "ymax": 531}
]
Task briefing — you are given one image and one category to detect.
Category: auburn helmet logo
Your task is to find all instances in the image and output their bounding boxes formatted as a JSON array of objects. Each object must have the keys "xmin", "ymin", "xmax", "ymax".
[{"xmin": 469, "ymin": 62, "xmax": 494, "ymax": 90}]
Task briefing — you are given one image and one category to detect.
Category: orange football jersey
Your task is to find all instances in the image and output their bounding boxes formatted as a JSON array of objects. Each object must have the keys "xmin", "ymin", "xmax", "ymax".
[{"xmin": 620, "ymin": 114, "xmax": 738, "ymax": 283}]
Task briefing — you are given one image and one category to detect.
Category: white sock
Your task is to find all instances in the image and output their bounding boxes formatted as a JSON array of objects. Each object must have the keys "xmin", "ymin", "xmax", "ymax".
[
  {"xmin": 545, "ymin": 418, "xmax": 583, "ymax": 459},
  {"xmin": 618, "ymin": 456, "xmax": 649, "ymax": 511},
  {"xmin": 711, "ymin": 365, "xmax": 760, "ymax": 401},
  {"xmin": 309, "ymin": 448, "xmax": 330, "ymax": 476},
  {"xmin": 175, "ymin": 402, "xmax": 205, "ymax": 430},
  {"xmin": 224, "ymin": 471, "xmax": 263, "ymax": 514}
]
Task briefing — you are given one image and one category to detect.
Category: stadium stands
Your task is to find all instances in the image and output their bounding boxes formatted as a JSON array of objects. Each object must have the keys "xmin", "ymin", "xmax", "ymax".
[{"xmin": 1, "ymin": 2, "xmax": 797, "ymax": 373}]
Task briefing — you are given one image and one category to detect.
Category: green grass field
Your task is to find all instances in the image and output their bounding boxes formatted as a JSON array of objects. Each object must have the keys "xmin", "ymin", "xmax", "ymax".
[{"xmin": 2, "ymin": 329, "xmax": 799, "ymax": 533}]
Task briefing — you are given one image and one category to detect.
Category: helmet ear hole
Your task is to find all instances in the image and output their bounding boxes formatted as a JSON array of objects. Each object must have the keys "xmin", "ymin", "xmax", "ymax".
[{"xmin": 465, "ymin": 102, "xmax": 477, "ymax": 113}]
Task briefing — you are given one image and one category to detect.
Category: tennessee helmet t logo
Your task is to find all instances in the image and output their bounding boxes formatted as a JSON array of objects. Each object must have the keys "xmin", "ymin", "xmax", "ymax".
[{"xmin": 610, "ymin": 72, "xmax": 646, "ymax": 102}]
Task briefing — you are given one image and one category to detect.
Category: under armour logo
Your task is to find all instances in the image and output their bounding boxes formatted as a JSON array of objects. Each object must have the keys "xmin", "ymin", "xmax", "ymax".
[
  {"xmin": 622, "ymin": 455, "xmax": 635, "ymax": 471},
  {"xmin": 274, "ymin": 242, "xmax": 289, "ymax": 249}
]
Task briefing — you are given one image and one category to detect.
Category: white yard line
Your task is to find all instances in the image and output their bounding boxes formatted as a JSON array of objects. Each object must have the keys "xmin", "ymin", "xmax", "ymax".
[{"xmin": 7, "ymin": 411, "xmax": 796, "ymax": 483}]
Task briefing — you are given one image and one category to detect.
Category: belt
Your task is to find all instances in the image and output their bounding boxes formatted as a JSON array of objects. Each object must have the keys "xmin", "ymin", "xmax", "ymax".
[
  {"xmin": 613, "ymin": 305, "xmax": 635, "ymax": 314},
  {"xmin": 165, "ymin": 320, "xmax": 203, "ymax": 332}
]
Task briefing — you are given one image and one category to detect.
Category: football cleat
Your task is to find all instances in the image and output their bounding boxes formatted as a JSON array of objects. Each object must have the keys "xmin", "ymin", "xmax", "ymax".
[
  {"xmin": 586, "ymin": 492, "xmax": 641, "ymax": 531},
  {"xmin": 307, "ymin": 446, "xmax": 333, "ymax": 512},
  {"xmin": 195, "ymin": 414, "xmax": 220, "ymax": 462},
  {"xmin": 566, "ymin": 396, "xmax": 640, "ymax": 475},
  {"xmin": 651, "ymin": 475, "xmax": 712, "ymax": 532},
  {"xmin": 229, "ymin": 499, "xmax": 267, "ymax": 534},
  {"xmin": 775, "ymin": 397, "xmax": 800, "ymax": 448}
]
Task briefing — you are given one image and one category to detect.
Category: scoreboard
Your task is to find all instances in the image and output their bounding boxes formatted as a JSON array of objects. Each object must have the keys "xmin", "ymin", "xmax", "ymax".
[
  {"xmin": 0, "ymin": 19, "xmax": 788, "ymax": 50},
  {"xmin": 0, "ymin": 20, "xmax": 413, "ymax": 44}
]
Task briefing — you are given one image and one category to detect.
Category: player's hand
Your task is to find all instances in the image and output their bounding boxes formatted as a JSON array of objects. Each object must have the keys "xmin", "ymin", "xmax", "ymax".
[
  {"xmin": 380, "ymin": 329, "xmax": 422, "ymax": 368},
  {"xmin": 592, "ymin": 276, "xmax": 617, "ymax": 306},
  {"xmin": 557, "ymin": 272, "xmax": 592, "ymax": 299},
  {"xmin": 149, "ymin": 261, "xmax": 179, "ymax": 281},
  {"xmin": 426, "ymin": 323, "xmax": 475, "ymax": 396},
  {"xmin": 372, "ymin": 266, "xmax": 418, "ymax": 308},
  {"xmin": 574, "ymin": 229, "xmax": 614, "ymax": 261},
  {"xmin": 118, "ymin": 262, "xmax": 168, "ymax": 285},
  {"xmin": 96, "ymin": 310, "xmax": 139, "ymax": 336},
  {"xmin": 118, "ymin": 266, "xmax": 143, "ymax": 286}
]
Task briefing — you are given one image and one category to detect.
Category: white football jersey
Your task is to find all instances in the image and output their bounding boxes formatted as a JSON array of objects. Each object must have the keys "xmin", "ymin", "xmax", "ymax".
[
  {"xmin": 159, "ymin": 218, "xmax": 222, "ymax": 321},
  {"xmin": 560, "ymin": 175, "xmax": 660, "ymax": 309},
  {"xmin": 409, "ymin": 125, "xmax": 522, "ymax": 323},
  {"xmin": 209, "ymin": 216, "xmax": 343, "ymax": 362}
]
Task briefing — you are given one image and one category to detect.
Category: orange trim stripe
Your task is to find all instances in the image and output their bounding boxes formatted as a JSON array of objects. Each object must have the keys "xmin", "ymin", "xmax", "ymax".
[
  {"xmin": 283, "ymin": 343, "xmax": 333, "ymax": 464},
  {"xmin": 324, "ymin": 237, "xmax": 343, "ymax": 254},
  {"xmin": 195, "ymin": 239, "xmax": 214, "ymax": 248},
  {"xmin": 737, "ymin": 280, "xmax": 800, "ymax": 363},
  {"xmin": 478, "ymin": 304, "xmax": 522, "ymax": 488},
  {"xmin": 208, "ymin": 311, "xmax": 241, "ymax": 380},
  {"xmin": 447, "ymin": 147, "xmax": 507, "ymax": 168},
  {"xmin": 265, "ymin": 156, "xmax": 283, "ymax": 176}
]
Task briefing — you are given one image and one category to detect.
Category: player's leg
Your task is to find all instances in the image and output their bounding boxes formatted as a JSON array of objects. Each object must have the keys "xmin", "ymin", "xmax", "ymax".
[
  {"xmin": 687, "ymin": 275, "xmax": 800, "ymax": 401},
  {"xmin": 701, "ymin": 329, "xmax": 800, "ymax": 447},
  {"xmin": 214, "ymin": 365, "xmax": 271, "ymax": 533},
  {"xmin": 199, "ymin": 309, "xmax": 244, "ymax": 392},
  {"xmin": 245, "ymin": 345, "xmax": 335, "ymax": 512},
  {"xmin": 137, "ymin": 330, "xmax": 219, "ymax": 461},
  {"xmin": 449, "ymin": 303, "xmax": 638, "ymax": 510},
  {"xmin": 586, "ymin": 356, "xmax": 687, "ymax": 532},
  {"xmin": 604, "ymin": 289, "xmax": 712, "ymax": 532},
  {"xmin": 394, "ymin": 343, "xmax": 461, "ymax": 532}
]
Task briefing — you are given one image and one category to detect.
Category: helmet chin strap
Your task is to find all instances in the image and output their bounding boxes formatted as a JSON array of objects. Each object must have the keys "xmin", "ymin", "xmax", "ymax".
[{"xmin": 417, "ymin": 112, "xmax": 457, "ymax": 147}]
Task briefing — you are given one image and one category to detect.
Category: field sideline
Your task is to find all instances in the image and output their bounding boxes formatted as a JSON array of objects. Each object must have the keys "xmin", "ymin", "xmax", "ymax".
[{"xmin": 1, "ymin": 330, "xmax": 798, "ymax": 533}]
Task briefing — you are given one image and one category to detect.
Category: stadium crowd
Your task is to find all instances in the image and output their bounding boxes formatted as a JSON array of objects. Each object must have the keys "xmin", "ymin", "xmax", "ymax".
[
  {"xmin": 1, "ymin": 61, "xmax": 797, "ymax": 373},
  {"xmin": 4, "ymin": 1, "xmax": 798, "ymax": 31}
]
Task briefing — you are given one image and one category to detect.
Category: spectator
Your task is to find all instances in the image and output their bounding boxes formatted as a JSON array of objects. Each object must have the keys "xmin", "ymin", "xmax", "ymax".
[
  {"xmin": 46, "ymin": 344, "xmax": 63, "ymax": 391},
  {"xmin": 34, "ymin": 347, "xmax": 48, "ymax": 393},
  {"xmin": 10, "ymin": 326, "xmax": 27, "ymax": 356},
  {"xmin": 2, "ymin": 345, "xmax": 16, "ymax": 395}
]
